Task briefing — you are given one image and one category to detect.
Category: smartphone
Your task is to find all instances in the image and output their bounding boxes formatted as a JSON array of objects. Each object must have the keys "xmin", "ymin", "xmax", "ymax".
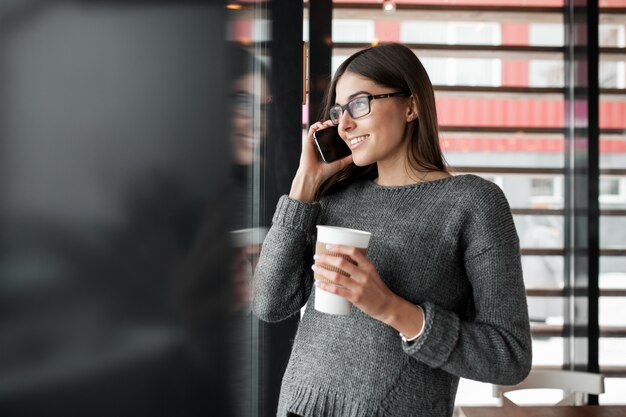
[{"xmin": 313, "ymin": 126, "xmax": 351, "ymax": 163}]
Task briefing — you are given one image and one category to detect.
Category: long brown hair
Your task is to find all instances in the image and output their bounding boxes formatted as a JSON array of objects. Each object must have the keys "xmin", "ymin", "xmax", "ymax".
[{"xmin": 315, "ymin": 43, "xmax": 448, "ymax": 199}]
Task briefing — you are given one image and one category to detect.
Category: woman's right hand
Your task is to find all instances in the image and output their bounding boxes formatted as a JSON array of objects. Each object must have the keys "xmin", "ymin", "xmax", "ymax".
[{"xmin": 289, "ymin": 121, "xmax": 353, "ymax": 203}]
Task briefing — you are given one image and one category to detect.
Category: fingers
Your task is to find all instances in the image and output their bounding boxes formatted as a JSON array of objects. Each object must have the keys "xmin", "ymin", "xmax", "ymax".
[
  {"xmin": 330, "ymin": 153, "xmax": 354, "ymax": 170},
  {"xmin": 311, "ymin": 263, "xmax": 353, "ymax": 288},
  {"xmin": 312, "ymin": 244, "xmax": 370, "ymax": 289},
  {"xmin": 313, "ymin": 267, "xmax": 367, "ymax": 305},
  {"xmin": 322, "ymin": 244, "xmax": 369, "ymax": 266},
  {"xmin": 308, "ymin": 121, "xmax": 325, "ymax": 134},
  {"xmin": 314, "ymin": 279, "xmax": 352, "ymax": 299},
  {"xmin": 313, "ymin": 253, "xmax": 360, "ymax": 281},
  {"xmin": 307, "ymin": 120, "xmax": 336, "ymax": 138}
]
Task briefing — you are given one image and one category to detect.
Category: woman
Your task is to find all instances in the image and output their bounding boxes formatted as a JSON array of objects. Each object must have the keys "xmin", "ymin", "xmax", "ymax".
[{"xmin": 253, "ymin": 43, "xmax": 532, "ymax": 417}]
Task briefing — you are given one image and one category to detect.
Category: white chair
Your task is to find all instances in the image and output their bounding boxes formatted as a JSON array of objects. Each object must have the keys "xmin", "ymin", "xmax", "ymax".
[{"xmin": 493, "ymin": 370, "xmax": 605, "ymax": 406}]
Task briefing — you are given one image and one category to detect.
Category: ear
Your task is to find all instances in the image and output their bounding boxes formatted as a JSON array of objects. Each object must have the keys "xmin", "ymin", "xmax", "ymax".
[{"xmin": 406, "ymin": 94, "xmax": 419, "ymax": 122}]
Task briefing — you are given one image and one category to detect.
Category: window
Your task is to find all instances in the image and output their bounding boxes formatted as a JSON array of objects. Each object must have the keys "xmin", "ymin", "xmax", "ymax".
[
  {"xmin": 600, "ymin": 24, "xmax": 626, "ymax": 88},
  {"xmin": 333, "ymin": 19, "xmax": 374, "ymax": 43},
  {"xmin": 529, "ymin": 60, "xmax": 564, "ymax": 87},
  {"xmin": 529, "ymin": 23, "xmax": 564, "ymax": 47},
  {"xmin": 530, "ymin": 177, "xmax": 562, "ymax": 206},
  {"xmin": 600, "ymin": 177, "xmax": 626, "ymax": 203},
  {"xmin": 402, "ymin": 21, "xmax": 501, "ymax": 86},
  {"xmin": 400, "ymin": 21, "xmax": 448, "ymax": 44},
  {"xmin": 401, "ymin": 21, "xmax": 500, "ymax": 46},
  {"xmin": 323, "ymin": 0, "xmax": 626, "ymax": 410},
  {"xmin": 480, "ymin": 174, "xmax": 504, "ymax": 189}
]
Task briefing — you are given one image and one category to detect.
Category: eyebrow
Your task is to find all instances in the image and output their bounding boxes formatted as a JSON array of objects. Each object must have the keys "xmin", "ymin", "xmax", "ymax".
[{"xmin": 335, "ymin": 90, "xmax": 371, "ymax": 105}]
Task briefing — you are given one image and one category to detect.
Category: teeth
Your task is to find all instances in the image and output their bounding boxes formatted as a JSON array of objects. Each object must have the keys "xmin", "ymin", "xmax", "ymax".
[{"xmin": 350, "ymin": 135, "xmax": 368, "ymax": 145}]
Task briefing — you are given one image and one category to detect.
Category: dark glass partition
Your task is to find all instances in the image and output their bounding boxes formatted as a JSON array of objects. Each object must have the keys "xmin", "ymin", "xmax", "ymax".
[{"xmin": 0, "ymin": 2, "xmax": 233, "ymax": 415}]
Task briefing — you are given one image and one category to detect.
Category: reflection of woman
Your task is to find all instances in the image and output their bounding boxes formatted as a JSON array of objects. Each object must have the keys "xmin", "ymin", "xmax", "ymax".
[
  {"xmin": 230, "ymin": 46, "xmax": 269, "ymax": 167},
  {"xmin": 253, "ymin": 44, "xmax": 532, "ymax": 417},
  {"xmin": 228, "ymin": 46, "xmax": 272, "ymax": 313},
  {"xmin": 175, "ymin": 46, "xmax": 270, "ymax": 417}
]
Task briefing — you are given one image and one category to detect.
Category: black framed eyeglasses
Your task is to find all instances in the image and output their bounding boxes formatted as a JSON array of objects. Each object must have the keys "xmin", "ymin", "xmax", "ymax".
[{"xmin": 329, "ymin": 91, "xmax": 410, "ymax": 125}]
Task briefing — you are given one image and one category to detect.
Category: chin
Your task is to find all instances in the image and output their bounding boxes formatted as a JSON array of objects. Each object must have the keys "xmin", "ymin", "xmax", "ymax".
[{"xmin": 351, "ymin": 154, "xmax": 375, "ymax": 167}]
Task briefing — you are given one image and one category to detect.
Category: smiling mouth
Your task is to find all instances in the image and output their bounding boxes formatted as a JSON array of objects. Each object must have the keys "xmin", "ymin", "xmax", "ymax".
[{"xmin": 349, "ymin": 135, "xmax": 369, "ymax": 146}]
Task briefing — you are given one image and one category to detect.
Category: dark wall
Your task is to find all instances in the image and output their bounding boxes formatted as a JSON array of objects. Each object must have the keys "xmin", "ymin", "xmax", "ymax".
[{"xmin": 0, "ymin": 2, "xmax": 233, "ymax": 416}]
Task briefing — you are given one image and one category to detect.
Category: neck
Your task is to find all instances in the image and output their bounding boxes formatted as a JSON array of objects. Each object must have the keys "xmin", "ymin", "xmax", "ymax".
[{"xmin": 375, "ymin": 159, "xmax": 430, "ymax": 186}]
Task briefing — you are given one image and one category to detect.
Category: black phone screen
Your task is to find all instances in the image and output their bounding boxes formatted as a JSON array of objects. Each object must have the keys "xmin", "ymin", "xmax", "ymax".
[{"xmin": 313, "ymin": 126, "xmax": 351, "ymax": 163}]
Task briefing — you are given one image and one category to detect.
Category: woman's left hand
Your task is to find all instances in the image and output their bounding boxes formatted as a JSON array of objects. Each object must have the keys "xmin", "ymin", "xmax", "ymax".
[{"xmin": 312, "ymin": 244, "xmax": 397, "ymax": 322}]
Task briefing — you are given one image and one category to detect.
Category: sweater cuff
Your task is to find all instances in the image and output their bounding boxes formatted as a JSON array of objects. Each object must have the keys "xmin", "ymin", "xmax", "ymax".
[
  {"xmin": 401, "ymin": 301, "xmax": 460, "ymax": 368},
  {"xmin": 272, "ymin": 195, "xmax": 320, "ymax": 233}
]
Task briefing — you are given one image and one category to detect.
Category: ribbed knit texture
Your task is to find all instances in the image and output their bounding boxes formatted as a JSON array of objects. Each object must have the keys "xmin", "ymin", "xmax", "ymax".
[{"xmin": 253, "ymin": 174, "xmax": 532, "ymax": 417}]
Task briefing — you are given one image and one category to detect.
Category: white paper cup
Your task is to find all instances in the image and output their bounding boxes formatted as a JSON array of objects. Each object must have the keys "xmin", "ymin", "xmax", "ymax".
[{"xmin": 314, "ymin": 226, "xmax": 371, "ymax": 315}]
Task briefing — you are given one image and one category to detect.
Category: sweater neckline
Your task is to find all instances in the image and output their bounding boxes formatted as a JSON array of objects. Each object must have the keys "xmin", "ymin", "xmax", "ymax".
[{"xmin": 365, "ymin": 174, "xmax": 461, "ymax": 190}]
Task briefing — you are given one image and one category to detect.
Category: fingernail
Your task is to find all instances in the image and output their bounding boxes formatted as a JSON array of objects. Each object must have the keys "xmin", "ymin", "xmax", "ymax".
[
  {"xmin": 314, "ymin": 281, "xmax": 320, "ymax": 287},
  {"xmin": 326, "ymin": 244, "xmax": 335, "ymax": 250},
  {"xmin": 313, "ymin": 254, "xmax": 320, "ymax": 260},
  {"xmin": 311, "ymin": 264, "xmax": 318, "ymax": 271}
]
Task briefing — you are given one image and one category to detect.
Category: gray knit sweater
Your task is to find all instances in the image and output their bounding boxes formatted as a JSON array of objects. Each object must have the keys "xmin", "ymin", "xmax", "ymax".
[{"xmin": 253, "ymin": 174, "xmax": 532, "ymax": 417}]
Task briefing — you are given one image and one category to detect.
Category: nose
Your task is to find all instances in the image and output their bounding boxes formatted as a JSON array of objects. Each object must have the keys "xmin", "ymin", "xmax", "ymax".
[{"xmin": 338, "ymin": 108, "xmax": 355, "ymax": 133}]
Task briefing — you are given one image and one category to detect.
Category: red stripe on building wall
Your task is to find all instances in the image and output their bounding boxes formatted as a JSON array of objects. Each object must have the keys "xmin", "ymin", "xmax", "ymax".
[
  {"xmin": 436, "ymin": 98, "xmax": 626, "ymax": 129},
  {"xmin": 441, "ymin": 137, "xmax": 626, "ymax": 153},
  {"xmin": 436, "ymin": 98, "xmax": 565, "ymax": 127},
  {"xmin": 375, "ymin": 21, "xmax": 401, "ymax": 43},
  {"xmin": 601, "ymin": 102, "xmax": 626, "ymax": 129}
]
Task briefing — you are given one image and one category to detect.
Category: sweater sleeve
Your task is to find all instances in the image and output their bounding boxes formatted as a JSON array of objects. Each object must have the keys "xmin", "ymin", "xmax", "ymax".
[
  {"xmin": 252, "ymin": 195, "xmax": 320, "ymax": 322},
  {"xmin": 402, "ymin": 182, "xmax": 532, "ymax": 385}
]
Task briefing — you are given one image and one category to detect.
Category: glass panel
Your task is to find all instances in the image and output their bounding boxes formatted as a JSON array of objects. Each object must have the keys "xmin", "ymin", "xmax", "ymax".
[
  {"xmin": 600, "ymin": 339, "xmax": 626, "ymax": 366},
  {"xmin": 601, "ymin": 216, "xmax": 626, "ymax": 248},
  {"xmin": 529, "ymin": 60, "xmax": 564, "ymax": 87},
  {"xmin": 401, "ymin": 21, "xmax": 500, "ymax": 45},
  {"xmin": 600, "ymin": 98, "xmax": 626, "ymax": 129},
  {"xmin": 600, "ymin": 80, "xmax": 626, "ymax": 401},
  {"xmin": 529, "ymin": 23, "xmax": 564, "ymax": 47},
  {"xmin": 600, "ymin": 23, "xmax": 626, "ymax": 47},
  {"xmin": 328, "ymin": 0, "xmax": 626, "ymax": 410},
  {"xmin": 600, "ymin": 61, "xmax": 626, "ymax": 88},
  {"xmin": 600, "ymin": 270, "xmax": 626, "ymax": 289},
  {"xmin": 601, "ymin": 137, "xmax": 626, "ymax": 169},
  {"xmin": 0, "ymin": 2, "xmax": 231, "ymax": 414},
  {"xmin": 600, "ymin": 297, "xmax": 626, "ymax": 326},
  {"xmin": 333, "ymin": 19, "xmax": 375, "ymax": 42},
  {"xmin": 401, "ymin": 21, "xmax": 449, "ymax": 44},
  {"xmin": 331, "ymin": 55, "xmax": 348, "ymax": 76},
  {"xmin": 517, "ymin": 217, "xmax": 564, "ymax": 247},
  {"xmin": 527, "ymin": 295, "xmax": 565, "ymax": 323},
  {"xmin": 421, "ymin": 58, "xmax": 450, "ymax": 85},
  {"xmin": 533, "ymin": 337, "xmax": 565, "ymax": 367},
  {"xmin": 454, "ymin": 337, "xmax": 566, "ymax": 407},
  {"xmin": 455, "ymin": 59, "xmax": 502, "ymax": 86},
  {"xmin": 425, "ymin": 57, "xmax": 502, "ymax": 86},
  {"xmin": 531, "ymin": 178, "xmax": 560, "ymax": 199},
  {"xmin": 600, "ymin": 378, "xmax": 626, "ymax": 405},
  {"xmin": 455, "ymin": 379, "xmax": 499, "ymax": 407},
  {"xmin": 601, "ymin": 178, "xmax": 622, "ymax": 197},
  {"xmin": 448, "ymin": 175, "xmax": 565, "ymax": 209},
  {"xmin": 444, "ymin": 135, "xmax": 565, "ymax": 168},
  {"xmin": 436, "ymin": 95, "xmax": 564, "ymax": 127},
  {"xmin": 600, "ymin": 19, "xmax": 626, "ymax": 89}
]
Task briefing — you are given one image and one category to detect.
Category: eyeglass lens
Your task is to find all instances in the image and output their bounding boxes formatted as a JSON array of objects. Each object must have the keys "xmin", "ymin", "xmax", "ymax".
[{"xmin": 330, "ymin": 96, "xmax": 370, "ymax": 124}]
